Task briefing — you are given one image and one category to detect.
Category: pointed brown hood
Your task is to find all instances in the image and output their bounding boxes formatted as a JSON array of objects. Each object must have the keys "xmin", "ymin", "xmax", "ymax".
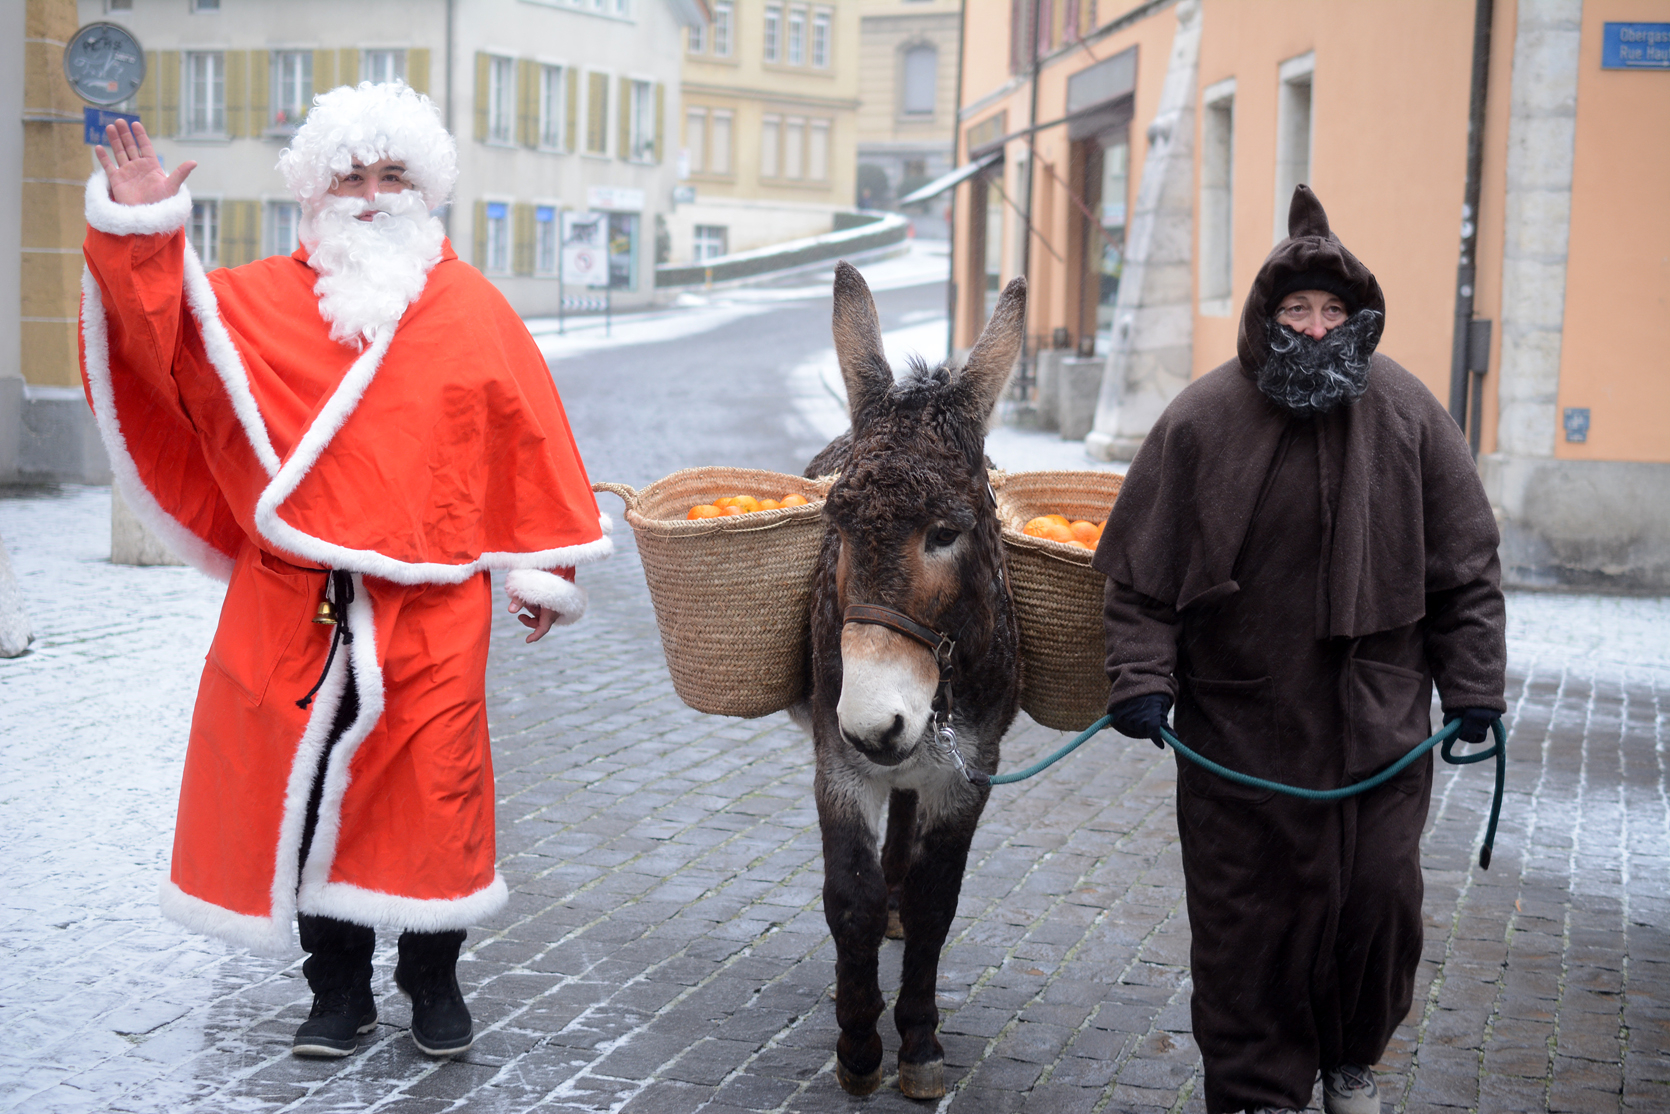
[{"xmin": 1237, "ymin": 185, "xmax": 1386, "ymax": 374}]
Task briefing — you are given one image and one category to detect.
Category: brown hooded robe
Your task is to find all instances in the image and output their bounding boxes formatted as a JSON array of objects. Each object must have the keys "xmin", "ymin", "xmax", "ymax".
[{"xmin": 1093, "ymin": 187, "xmax": 1506, "ymax": 1113}]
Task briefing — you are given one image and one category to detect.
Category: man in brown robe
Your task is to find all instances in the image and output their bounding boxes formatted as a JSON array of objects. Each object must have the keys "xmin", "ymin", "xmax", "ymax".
[{"xmin": 1093, "ymin": 186, "xmax": 1506, "ymax": 1114}]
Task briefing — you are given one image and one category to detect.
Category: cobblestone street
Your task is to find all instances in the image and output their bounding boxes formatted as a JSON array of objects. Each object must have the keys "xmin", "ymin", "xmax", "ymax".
[{"xmin": 3, "ymin": 483, "xmax": 1667, "ymax": 1114}]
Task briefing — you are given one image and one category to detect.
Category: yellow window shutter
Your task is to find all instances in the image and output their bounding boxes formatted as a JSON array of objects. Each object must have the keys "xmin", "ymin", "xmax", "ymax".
[
  {"xmin": 513, "ymin": 203, "xmax": 535, "ymax": 275},
  {"xmin": 313, "ymin": 49, "xmax": 335, "ymax": 94},
  {"xmin": 158, "ymin": 51, "xmax": 180, "ymax": 137},
  {"xmin": 587, "ymin": 72, "xmax": 607, "ymax": 154},
  {"xmin": 617, "ymin": 77, "xmax": 630, "ymax": 160},
  {"xmin": 249, "ymin": 50, "xmax": 269, "ymax": 132},
  {"xmin": 407, "ymin": 48, "xmax": 430, "ymax": 95},
  {"xmin": 224, "ymin": 51, "xmax": 247, "ymax": 138},
  {"xmin": 654, "ymin": 82, "xmax": 665, "ymax": 163},
  {"xmin": 565, "ymin": 67, "xmax": 579, "ymax": 152},
  {"xmin": 136, "ymin": 52, "xmax": 158, "ymax": 124},
  {"xmin": 338, "ymin": 49, "xmax": 358, "ymax": 87},
  {"xmin": 474, "ymin": 200, "xmax": 487, "ymax": 267},
  {"xmin": 474, "ymin": 52, "xmax": 490, "ymax": 142},
  {"xmin": 517, "ymin": 59, "xmax": 536, "ymax": 147}
]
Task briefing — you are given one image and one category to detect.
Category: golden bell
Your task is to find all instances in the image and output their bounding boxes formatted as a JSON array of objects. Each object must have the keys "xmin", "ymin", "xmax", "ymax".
[{"xmin": 312, "ymin": 600, "xmax": 338, "ymax": 625}]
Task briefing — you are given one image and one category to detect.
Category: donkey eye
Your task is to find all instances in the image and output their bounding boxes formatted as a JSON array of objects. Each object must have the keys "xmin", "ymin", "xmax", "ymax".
[{"xmin": 926, "ymin": 527, "xmax": 961, "ymax": 550}]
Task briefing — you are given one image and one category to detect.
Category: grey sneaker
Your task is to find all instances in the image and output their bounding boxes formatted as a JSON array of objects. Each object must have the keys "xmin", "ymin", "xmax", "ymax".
[{"xmin": 1323, "ymin": 1063, "xmax": 1381, "ymax": 1114}]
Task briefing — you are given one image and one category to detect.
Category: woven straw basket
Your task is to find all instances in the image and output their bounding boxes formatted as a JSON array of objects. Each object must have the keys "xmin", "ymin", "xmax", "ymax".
[
  {"xmin": 593, "ymin": 467, "xmax": 832, "ymax": 719},
  {"xmin": 994, "ymin": 470, "xmax": 1124, "ymax": 732}
]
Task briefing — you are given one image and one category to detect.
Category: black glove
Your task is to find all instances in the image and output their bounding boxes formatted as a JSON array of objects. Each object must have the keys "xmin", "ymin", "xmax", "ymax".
[
  {"xmin": 1445, "ymin": 707, "xmax": 1498, "ymax": 745},
  {"xmin": 1109, "ymin": 693, "xmax": 1172, "ymax": 748}
]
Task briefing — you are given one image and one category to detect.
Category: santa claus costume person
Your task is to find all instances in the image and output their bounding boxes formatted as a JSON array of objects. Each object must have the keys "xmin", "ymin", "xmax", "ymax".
[{"xmin": 81, "ymin": 83, "xmax": 611, "ymax": 1059}]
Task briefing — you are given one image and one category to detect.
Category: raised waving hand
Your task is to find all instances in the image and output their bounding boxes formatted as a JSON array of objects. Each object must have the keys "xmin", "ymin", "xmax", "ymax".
[{"xmin": 94, "ymin": 119, "xmax": 196, "ymax": 206}]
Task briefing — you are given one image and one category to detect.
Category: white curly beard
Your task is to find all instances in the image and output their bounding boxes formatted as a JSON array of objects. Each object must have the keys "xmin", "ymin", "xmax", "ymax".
[{"xmin": 301, "ymin": 191, "xmax": 445, "ymax": 348}]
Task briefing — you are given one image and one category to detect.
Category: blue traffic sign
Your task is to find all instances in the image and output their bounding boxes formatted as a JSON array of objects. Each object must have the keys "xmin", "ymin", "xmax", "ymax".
[{"xmin": 83, "ymin": 107, "xmax": 141, "ymax": 145}]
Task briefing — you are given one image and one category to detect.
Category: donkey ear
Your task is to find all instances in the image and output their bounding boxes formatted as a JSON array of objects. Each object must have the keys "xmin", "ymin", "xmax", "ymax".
[
  {"xmin": 959, "ymin": 275, "xmax": 1027, "ymax": 422},
  {"xmin": 831, "ymin": 261, "xmax": 892, "ymax": 426}
]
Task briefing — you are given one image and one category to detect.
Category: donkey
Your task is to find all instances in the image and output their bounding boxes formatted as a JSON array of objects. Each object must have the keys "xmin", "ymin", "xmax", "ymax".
[{"xmin": 800, "ymin": 262, "xmax": 1026, "ymax": 1098}]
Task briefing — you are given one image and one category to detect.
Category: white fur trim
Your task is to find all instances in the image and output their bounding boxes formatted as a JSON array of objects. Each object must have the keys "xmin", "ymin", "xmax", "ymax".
[
  {"xmin": 85, "ymin": 169, "xmax": 192, "ymax": 236},
  {"xmin": 505, "ymin": 568, "xmax": 587, "ymax": 626},
  {"xmin": 279, "ymin": 83, "xmax": 458, "ymax": 213},
  {"xmin": 159, "ymin": 880, "xmax": 295, "ymax": 957},
  {"xmin": 80, "ymin": 269, "xmax": 236, "ymax": 580},
  {"xmin": 300, "ymin": 873, "xmax": 510, "ymax": 932},
  {"xmin": 179, "ymin": 247, "xmax": 282, "ymax": 476}
]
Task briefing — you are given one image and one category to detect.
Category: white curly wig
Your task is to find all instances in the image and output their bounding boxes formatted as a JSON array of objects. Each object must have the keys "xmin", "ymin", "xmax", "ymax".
[{"xmin": 277, "ymin": 82, "xmax": 458, "ymax": 212}]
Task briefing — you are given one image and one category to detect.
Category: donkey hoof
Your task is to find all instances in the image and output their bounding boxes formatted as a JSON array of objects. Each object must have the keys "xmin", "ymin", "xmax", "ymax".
[
  {"xmin": 885, "ymin": 908, "xmax": 905, "ymax": 940},
  {"xmin": 836, "ymin": 1060, "xmax": 884, "ymax": 1095},
  {"xmin": 898, "ymin": 1058, "xmax": 945, "ymax": 1099}
]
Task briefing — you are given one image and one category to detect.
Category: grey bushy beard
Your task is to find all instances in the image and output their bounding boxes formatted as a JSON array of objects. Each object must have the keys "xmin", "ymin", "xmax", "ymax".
[
  {"xmin": 300, "ymin": 190, "xmax": 445, "ymax": 348},
  {"xmin": 1258, "ymin": 308, "xmax": 1384, "ymax": 417}
]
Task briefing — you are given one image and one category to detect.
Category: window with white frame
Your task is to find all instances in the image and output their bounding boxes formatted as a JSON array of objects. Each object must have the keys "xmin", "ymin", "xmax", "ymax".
[
  {"xmin": 1273, "ymin": 53, "xmax": 1313, "ymax": 242},
  {"xmin": 787, "ymin": 7, "xmax": 806, "ymax": 65},
  {"xmin": 808, "ymin": 119, "xmax": 829, "ymax": 180},
  {"xmin": 710, "ymin": 111, "xmax": 733, "ymax": 174},
  {"xmin": 628, "ymin": 80, "xmax": 655, "ymax": 162},
  {"xmin": 764, "ymin": 5, "xmax": 782, "ymax": 63},
  {"xmin": 189, "ymin": 200, "xmax": 219, "ymax": 267},
  {"xmin": 183, "ymin": 51, "xmax": 225, "ymax": 136},
  {"xmin": 1199, "ymin": 79, "xmax": 1235, "ymax": 315},
  {"xmin": 272, "ymin": 51, "xmax": 311, "ymax": 129},
  {"xmin": 485, "ymin": 201, "xmax": 510, "ymax": 273},
  {"xmin": 712, "ymin": 1, "xmax": 734, "ymax": 55},
  {"xmin": 535, "ymin": 205, "xmax": 558, "ymax": 275},
  {"xmin": 812, "ymin": 8, "xmax": 831, "ymax": 67},
  {"xmin": 688, "ymin": 20, "xmax": 705, "ymax": 53},
  {"xmin": 693, "ymin": 225, "xmax": 728, "ymax": 262},
  {"xmin": 783, "ymin": 116, "xmax": 805, "ymax": 179},
  {"xmin": 686, "ymin": 108, "xmax": 706, "ymax": 173},
  {"xmin": 902, "ymin": 45, "xmax": 936, "ymax": 115},
  {"xmin": 488, "ymin": 55, "xmax": 515, "ymax": 144},
  {"xmin": 539, "ymin": 64, "xmax": 564, "ymax": 149},
  {"xmin": 760, "ymin": 114, "xmax": 780, "ymax": 177},
  {"xmin": 268, "ymin": 201, "xmax": 300, "ymax": 257},
  {"xmin": 363, "ymin": 50, "xmax": 406, "ymax": 84}
]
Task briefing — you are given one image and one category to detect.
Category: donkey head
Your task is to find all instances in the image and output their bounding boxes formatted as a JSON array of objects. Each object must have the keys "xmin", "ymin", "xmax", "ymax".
[{"xmin": 822, "ymin": 262, "xmax": 1026, "ymax": 765}]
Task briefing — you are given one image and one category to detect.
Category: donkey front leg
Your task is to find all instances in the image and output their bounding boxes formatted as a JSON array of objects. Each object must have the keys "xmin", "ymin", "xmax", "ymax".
[
  {"xmin": 894, "ymin": 812, "xmax": 983, "ymax": 1099},
  {"xmin": 881, "ymin": 788, "xmax": 918, "ymax": 940},
  {"xmin": 819, "ymin": 801, "xmax": 889, "ymax": 1095}
]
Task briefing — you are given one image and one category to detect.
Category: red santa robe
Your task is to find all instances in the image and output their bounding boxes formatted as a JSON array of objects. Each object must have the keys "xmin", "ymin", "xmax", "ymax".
[{"xmin": 78, "ymin": 172, "xmax": 610, "ymax": 956}]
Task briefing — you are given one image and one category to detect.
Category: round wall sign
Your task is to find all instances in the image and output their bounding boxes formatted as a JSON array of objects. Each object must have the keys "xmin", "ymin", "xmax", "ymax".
[{"xmin": 63, "ymin": 22, "xmax": 147, "ymax": 107}]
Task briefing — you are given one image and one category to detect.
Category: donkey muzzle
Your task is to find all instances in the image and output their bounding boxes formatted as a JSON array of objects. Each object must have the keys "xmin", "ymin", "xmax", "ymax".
[{"xmin": 836, "ymin": 623, "xmax": 938, "ymax": 764}]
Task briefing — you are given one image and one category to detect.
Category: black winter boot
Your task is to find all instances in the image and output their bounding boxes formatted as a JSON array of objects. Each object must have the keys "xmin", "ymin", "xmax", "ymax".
[
  {"xmin": 394, "ymin": 928, "xmax": 472, "ymax": 1056},
  {"xmin": 293, "ymin": 915, "xmax": 377, "ymax": 1057}
]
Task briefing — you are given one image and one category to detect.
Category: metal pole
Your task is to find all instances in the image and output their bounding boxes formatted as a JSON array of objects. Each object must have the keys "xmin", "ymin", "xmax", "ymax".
[
  {"xmin": 946, "ymin": 0, "xmax": 968, "ymax": 360},
  {"xmin": 558, "ymin": 216, "xmax": 565, "ymax": 336},
  {"xmin": 1447, "ymin": 0, "xmax": 1494, "ymax": 441}
]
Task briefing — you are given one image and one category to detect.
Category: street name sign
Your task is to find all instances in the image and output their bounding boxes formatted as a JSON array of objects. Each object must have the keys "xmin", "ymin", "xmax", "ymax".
[{"xmin": 1602, "ymin": 23, "xmax": 1670, "ymax": 69}]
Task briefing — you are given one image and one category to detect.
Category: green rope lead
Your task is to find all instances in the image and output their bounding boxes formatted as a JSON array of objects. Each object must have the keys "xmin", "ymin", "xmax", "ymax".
[{"xmin": 985, "ymin": 715, "xmax": 1508, "ymax": 870}]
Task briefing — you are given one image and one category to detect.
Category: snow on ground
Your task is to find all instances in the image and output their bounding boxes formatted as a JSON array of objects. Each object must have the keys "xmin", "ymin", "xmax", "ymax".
[{"xmin": 524, "ymin": 240, "xmax": 951, "ymax": 364}]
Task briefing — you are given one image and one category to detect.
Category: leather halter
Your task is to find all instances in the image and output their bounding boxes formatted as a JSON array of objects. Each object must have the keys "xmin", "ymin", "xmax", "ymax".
[{"xmin": 841, "ymin": 603, "xmax": 958, "ymax": 718}]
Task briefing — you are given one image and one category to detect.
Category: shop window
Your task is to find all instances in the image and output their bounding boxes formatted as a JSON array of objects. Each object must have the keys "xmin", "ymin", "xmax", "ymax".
[
  {"xmin": 1199, "ymin": 79, "xmax": 1235, "ymax": 315},
  {"xmin": 1084, "ymin": 131, "xmax": 1129, "ymax": 350},
  {"xmin": 535, "ymin": 206, "xmax": 558, "ymax": 276},
  {"xmin": 268, "ymin": 201, "xmax": 300, "ymax": 257},
  {"xmin": 1274, "ymin": 53, "xmax": 1313, "ymax": 243},
  {"xmin": 189, "ymin": 200, "xmax": 219, "ymax": 267},
  {"xmin": 183, "ymin": 51, "xmax": 225, "ymax": 136},
  {"xmin": 363, "ymin": 49, "xmax": 406, "ymax": 84},
  {"xmin": 272, "ymin": 51, "xmax": 311, "ymax": 130},
  {"xmin": 608, "ymin": 211, "xmax": 638, "ymax": 291},
  {"xmin": 693, "ymin": 224, "xmax": 728, "ymax": 261},
  {"xmin": 902, "ymin": 45, "xmax": 936, "ymax": 116}
]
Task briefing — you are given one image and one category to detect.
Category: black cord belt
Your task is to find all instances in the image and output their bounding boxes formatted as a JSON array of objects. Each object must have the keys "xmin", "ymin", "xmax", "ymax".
[{"xmin": 297, "ymin": 569, "xmax": 355, "ymax": 710}]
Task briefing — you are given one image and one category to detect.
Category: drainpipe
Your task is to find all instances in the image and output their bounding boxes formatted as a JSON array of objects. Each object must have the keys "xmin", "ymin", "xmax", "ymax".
[
  {"xmin": 1019, "ymin": 0, "xmax": 1041, "ymax": 365},
  {"xmin": 1447, "ymin": 0, "xmax": 1493, "ymax": 447},
  {"xmin": 947, "ymin": 0, "xmax": 967, "ymax": 358}
]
